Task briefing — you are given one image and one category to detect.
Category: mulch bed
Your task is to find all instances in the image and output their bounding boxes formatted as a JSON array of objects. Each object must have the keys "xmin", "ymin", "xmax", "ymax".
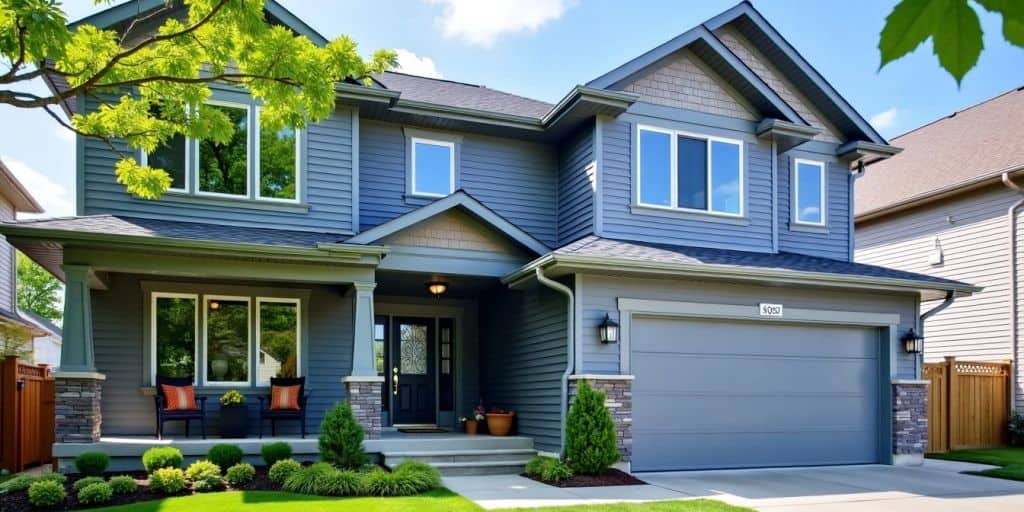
[
  {"xmin": 523, "ymin": 468, "xmax": 647, "ymax": 488},
  {"xmin": 0, "ymin": 467, "xmax": 277, "ymax": 512}
]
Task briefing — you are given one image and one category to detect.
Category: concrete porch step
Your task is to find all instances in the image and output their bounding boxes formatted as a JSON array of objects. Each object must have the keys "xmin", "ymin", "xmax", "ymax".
[{"xmin": 382, "ymin": 446, "xmax": 536, "ymax": 476}]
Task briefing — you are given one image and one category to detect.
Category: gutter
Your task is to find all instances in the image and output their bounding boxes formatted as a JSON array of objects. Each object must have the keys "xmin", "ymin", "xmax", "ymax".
[
  {"xmin": 918, "ymin": 291, "xmax": 955, "ymax": 379},
  {"xmin": 1002, "ymin": 170, "xmax": 1024, "ymax": 410},
  {"xmin": 533, "ymin": 267, "xmax": 575, "ymax": 457}
]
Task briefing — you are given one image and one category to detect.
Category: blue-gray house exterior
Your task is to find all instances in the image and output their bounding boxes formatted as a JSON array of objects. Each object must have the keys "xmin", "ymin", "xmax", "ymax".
[{"xmin": 1, "ymin": 0, "xmax": 977, "ymax": 472}]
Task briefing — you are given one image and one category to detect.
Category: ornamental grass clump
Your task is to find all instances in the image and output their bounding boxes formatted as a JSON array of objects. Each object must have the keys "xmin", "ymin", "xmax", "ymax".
[
  {"xmin": 526, "ymin": 456, "xmax": 574, "ymax": 483},
  {"xmin": 282, "ymin": 463, "xmax": 335, "ymax": 495},
  {"xmin": 318, "ymin": 403, "xmax": 368, "ymax": 468},
  {"xmin": 565, "ymin": 380, "xmax": 619, "ymax": 475},
  {"xmin": 362, "ymin": 461, "xmax": 441, "ymax": 497}
]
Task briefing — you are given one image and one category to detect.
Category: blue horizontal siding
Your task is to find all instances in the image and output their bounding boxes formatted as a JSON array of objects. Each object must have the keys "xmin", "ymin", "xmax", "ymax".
[
  {"xmin": 778, "ymin": 153, "xmax": 851, "ymax": 260},
  {"xmin": 557, "ymin": 122, "xmax": 596, "ymax": 245}
]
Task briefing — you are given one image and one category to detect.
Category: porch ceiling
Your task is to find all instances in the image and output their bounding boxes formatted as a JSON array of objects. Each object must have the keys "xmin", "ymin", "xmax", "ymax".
[{"xmin": 375, "ymin": 270, "xmax": 502, "ymax": 300}]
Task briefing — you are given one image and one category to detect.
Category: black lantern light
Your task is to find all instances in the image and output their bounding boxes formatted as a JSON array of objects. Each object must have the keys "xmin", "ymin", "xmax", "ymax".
[
  {"xmin": 598, "ymin": 314, "xmax": 619, "ymax": 344},
  {"xmin": 901, "ymin": 328, "xmax": 924, "ymax": 354}
]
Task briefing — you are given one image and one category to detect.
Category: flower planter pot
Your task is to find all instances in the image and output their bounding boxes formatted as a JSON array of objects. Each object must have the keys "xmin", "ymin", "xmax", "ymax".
[
  {"xmin": 485, "ymin": 412, "xmax": 514, "ymax": 436},
  {"xmin": 464, "ymin": 419, "xmax": 479, "ymax": 435},
  {"xmin": 220, "ymin": 404, "xmax": 248, "ymax": 438}
]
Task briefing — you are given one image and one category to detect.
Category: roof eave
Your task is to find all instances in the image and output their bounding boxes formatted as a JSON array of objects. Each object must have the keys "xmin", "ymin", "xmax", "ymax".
[
  {"xmin": 0, "ymin": 163, "xmax": 44, "ymax": 213},
  {"xmin": 503, "ymin": 253, "xmax": 980, "ymax": 300},
  {"xmin": 837, "ymin": 141, "xmax": 903, "ymax": 163}
]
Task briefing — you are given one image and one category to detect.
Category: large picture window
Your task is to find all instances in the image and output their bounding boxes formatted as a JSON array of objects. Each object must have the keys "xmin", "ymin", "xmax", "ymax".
[
  {"xmin": 152, "ymin": 293, "xmax": 198, "ymax": 383},
  {"xmin": 257, "ymin": 298, "xmax": 300, "ymax": 385},
  {"xmin": 204, "ymin": 296, "xmax": 251, "ymax": 385},
  {"xmin": 637, "ymin": 125, "xmax": 744, "ymax": 216},
  {"xmin": 793, "ymin": 158, "xmax": 826, "ymax": 226}
]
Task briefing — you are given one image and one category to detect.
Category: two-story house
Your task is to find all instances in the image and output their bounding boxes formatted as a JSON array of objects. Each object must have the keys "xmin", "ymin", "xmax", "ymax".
[{"xmin": 0, "ymin": 0, "xmax": 976, "ymax": 473}]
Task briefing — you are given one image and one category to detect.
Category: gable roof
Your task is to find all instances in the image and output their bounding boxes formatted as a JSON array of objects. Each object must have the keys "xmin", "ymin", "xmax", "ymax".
[
  {"xmin": 346, "ymin": 191, "xmax": 549, "ymax": 255},
  {"xmin": 856, "ymin": 86, "xmax": 1024, "ymax": 221},
  {"xmin": 373, "ymin": 72, "xmax": 553, "ymax": 119},
  {"xmin": 0, "ymin": 160, "xmax": 44, "ymax": 214}
]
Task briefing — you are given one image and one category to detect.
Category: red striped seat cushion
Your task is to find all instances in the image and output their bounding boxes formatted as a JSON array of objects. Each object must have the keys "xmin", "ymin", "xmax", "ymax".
[
  {"xmin": 161, "ymin": 384, "xmax": 198, "ymax": 411},
  {"xmin": 270, "ymin": 385, "xmax": 301, "ymax": 410}
]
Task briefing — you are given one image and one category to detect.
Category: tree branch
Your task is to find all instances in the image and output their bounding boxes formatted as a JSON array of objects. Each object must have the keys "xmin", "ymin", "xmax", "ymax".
[{"xmin": 0, "ymin": 21, "xmax": 29, "ymax": 82}]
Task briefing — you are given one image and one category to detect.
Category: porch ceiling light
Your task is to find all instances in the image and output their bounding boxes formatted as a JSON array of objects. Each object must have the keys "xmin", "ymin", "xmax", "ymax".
[
  {"xmin": 598, "ymin": 314, "xmax": 619, "ymax": 344},
  {"xmin": 209, "ymin": 301, "xmax": 221, "ymax": 311},
  {"xmin": 427, "ymin": 281, "xmax": 448, "ymax": 297},
  {"xmin": 902, "ymin": 328, "xmax": 924, "ymax": 354}
]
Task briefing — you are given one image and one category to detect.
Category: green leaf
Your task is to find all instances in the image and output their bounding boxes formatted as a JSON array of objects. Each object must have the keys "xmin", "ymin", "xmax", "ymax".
[
  {"xmin": 976, "ymin": 0, "xmax": 1024, "ymax": 46},
  {"xmin": 932, "ymin": 0, "xmax": 983, "ymax": 85},
  {"xmin": 879, "ymin": 0, "xmax": 949, "ymax": 69}
]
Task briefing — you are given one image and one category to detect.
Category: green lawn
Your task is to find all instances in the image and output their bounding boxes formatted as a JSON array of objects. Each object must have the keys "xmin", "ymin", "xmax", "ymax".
[
  {"xmin": 927, "ymin": 447, "xmax": 1024, "ymax": 482},
  {"xmin": 91, "ymin": 489, "xmax": 752, "ymax": 512}
]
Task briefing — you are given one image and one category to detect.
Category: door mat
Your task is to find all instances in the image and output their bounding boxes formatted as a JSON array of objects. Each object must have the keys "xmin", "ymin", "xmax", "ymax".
[{"xmin": 397, "ymin": 427, "xmax": 447, "ymax": 434}]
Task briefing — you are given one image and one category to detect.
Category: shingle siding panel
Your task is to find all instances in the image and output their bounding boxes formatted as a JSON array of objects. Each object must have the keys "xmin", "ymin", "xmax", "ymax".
[{"xmin": 557, "ymin": 122, "xmax": 596, "ymax": 245}]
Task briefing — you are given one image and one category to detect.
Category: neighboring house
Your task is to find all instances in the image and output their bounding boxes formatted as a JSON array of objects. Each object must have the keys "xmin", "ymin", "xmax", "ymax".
[
  {"xmin": 18, "ymin": 308, "xmax": 63, "ymax": 368},
  {"xmin": 855, "ymin": 87, "xmax": 1024, "ymax": 412},
  {"xmin": 0, "ymin": 159, "xmax": 45, "ymax": 338},
  {"xmin": 0, "ymin": 0, "xmax": 976, "ymax": 473}
]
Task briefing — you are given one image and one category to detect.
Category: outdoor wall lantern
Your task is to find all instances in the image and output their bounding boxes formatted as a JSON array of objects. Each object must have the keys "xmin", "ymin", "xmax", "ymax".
[
  {"xmin": 426, "ymin": 281, "xmax": 448, "ymax": 297},
  {"xmin": 598, "ymin": 314, "xmax": 619, "ymax": 344},
  {"xmin": 902, "ymin": 328, "xmax": 924, "ymax": 354}
]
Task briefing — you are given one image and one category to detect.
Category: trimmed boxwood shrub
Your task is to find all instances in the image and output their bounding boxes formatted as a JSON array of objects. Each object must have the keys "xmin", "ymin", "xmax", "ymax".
[
  {"xmin": 148, "ymin": 467, "xmax": 186, "ymax": 494},
  {"xmin": 74, "ymin": 451, "xmax": 111, "ymax": 476},
  {"xmin": 225, "ymin": 463, "xmax": 255, "ymax": 487},
  {"xmin": 526, "ymin": 456, "xmax": 574, "ymax": 483},
  {"xmin": 207, "ymin": 444, "xmax": 243, "ymax": 471},
  {"xmin": 186, "ymin": 461, "xmax": 224, "ymax": 493},
  {"xmin": 142, "ymin": 447, "xmax": 183, "ymax": 472},
  {"xmin": 73, "ymin": 476, "xmax": 106, "ymax": 491},
  {"xmin": 108, "ymin": 475, "xmax": 138, "ymax": 495},
  {"xmin": 27, "ymin": 479, "xmax": 66, "ymax": 508},
  {"xmin": 260, "ymin": 441, "xmax": 293, "ymax": 466},
  {"xmin": 77, "ymin": 481, "xmax": 113, "ymax": 506},
  {"xmin": 565, "ymin": 380, "xmax": 619, "ymax": 475},
  {"xmin": 268, "ymin": 458, "xmax": 302, "ymax": 485},
  {"xmin": 318, "ymin": 403, "xmax": 368, "ymax": 468}
]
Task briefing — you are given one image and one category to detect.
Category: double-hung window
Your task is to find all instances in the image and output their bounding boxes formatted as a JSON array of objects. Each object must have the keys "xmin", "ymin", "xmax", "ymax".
[
  {"xmin": 410, "ymin": 138, "xmax": 455, "ymax": 197},
  {"xmin": 793, "ymin": 158, "xmax": 826, "ymax": 226},
  {"xmin": 143, "ymin": 100, "xmax": 301, "ymax": 203},
  {"xmin": 637, "ymin": 125, "xmax": 744, "ymax": 216},
  {"xmin": 151, "ymin": 292, "xmax": 302, "ymax": 387}
]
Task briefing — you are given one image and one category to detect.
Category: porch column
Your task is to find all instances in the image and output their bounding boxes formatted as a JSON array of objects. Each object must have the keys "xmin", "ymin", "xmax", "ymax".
[
  {"xmin": 343, "ymin": 282, "xmax": 383, "ymax": 439},
  {"xmin": 54, "ymin": 265, "xmax": 105, "ymax": 444}
]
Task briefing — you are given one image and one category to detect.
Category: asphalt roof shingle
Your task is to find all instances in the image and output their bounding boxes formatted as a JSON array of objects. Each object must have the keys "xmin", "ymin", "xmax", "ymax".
[
  {"xmin": 373, "ymin": 72, "xmax": 553, "ymax": 119},
  {"xmin": 556, "ymin": 236, "xmax": 970, "ymax": 289},
  {"xmin": 5, "ymin": 215, "xmax": 348, "ymax": 248}
]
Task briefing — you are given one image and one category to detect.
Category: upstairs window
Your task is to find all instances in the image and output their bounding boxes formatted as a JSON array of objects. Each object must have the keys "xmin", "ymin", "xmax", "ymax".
[
  {"xmin": 793, "ymin": 158, "xmax": 826, "ymax": 226},
  {"xmin": 198, "ymin": 102, "xmax": 250, "ymax": 197},
  {"xmin": 411, "ymin": 138, "xmax": 455, "ymax": 197},
  {"xmin": 637, "ymin": 126, "xmax": 744, "ymax": 216}
]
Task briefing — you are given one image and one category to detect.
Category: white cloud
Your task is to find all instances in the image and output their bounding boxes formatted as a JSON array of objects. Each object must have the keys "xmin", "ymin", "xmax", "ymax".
[
  {"xmin": 52, "ymin": 125, "xmax": 75, "ymax": 143},
  {"xmin": 2, "ymin": 158, "xmax": 74, "ymax": 219},
  {"xmin": 869, "ymin": 108, "xmax": 904, "ymax": 132},
  {"xmin": 394, "ymin": 49, "xmax": 444, "ymax": 79},
  {"xmin": 428, "ymin": 0, "xmax": 573, "ymax": 48}
]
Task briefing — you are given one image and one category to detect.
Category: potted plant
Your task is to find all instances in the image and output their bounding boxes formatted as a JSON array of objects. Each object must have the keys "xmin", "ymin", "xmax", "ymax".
[
  {"xmin": 461, "ymin": 405, "xmax": 487, "ymax": 435},
  {"xmin": 219, "ymin": 390, "xmax": 247, "ymax": 438},
  {"xmin": 485, "ymin": 406, "xmax": 515, "ymax": 436}
]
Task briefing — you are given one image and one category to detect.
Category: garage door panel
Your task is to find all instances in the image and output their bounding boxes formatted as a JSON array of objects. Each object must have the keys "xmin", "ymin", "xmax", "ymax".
[{"xmin": 631, "ymin": 317, "xmax": 881, "ymax": 472}]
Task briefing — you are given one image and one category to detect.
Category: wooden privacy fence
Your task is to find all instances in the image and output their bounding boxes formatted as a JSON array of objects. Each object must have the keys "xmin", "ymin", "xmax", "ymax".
[
  {"xmin": 924, "ymin": 356, "xmax": 1012, "ymax": 453},
  {"xmin": 0, "ymin": 356, "xmax": 55, "ymax": 472}
]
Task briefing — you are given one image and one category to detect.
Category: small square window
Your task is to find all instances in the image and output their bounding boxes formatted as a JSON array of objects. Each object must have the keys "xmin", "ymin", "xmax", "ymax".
[{"xmin": 411, "ymin": 138, "xmax": 454, "ymax": 197}]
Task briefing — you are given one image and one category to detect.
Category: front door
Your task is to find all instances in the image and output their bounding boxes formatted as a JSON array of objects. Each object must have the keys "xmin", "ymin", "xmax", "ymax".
[{"xmin": 390, "ymin": 317, "xmax": 436, "ymax": 425}]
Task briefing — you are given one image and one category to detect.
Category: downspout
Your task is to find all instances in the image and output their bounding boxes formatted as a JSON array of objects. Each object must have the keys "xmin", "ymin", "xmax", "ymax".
[
  {"xmin": 1002, "ymin": 171, "xmax": 1024, "ymax": 410},
  {"xmin": 919, "ymin": 292, "xmax": 955, "ymax": 378},
  {"xmin": 535, "ymin": 267, "xmax": 575, "ymax": 457}
]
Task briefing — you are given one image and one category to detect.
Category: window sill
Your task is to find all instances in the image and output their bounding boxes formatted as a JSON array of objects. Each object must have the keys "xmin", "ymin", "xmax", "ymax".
[
  {"xmin": 788, "ymin": 222, "xmax": 829, "ymax": 234},
  {"xmin": 158, "ymin": 191, "xmax": 311, "ymax": 213},
  {"xmin": 403, "ymin": 193, "xmax": 445, "ymax": 206},
  {"xmin": 630, "ymin": 204, "xmax": 750, "ymax": 226}
]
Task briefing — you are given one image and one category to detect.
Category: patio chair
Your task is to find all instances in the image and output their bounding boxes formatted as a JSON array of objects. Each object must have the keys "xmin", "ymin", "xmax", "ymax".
[
  {"xmin": 154, "ymin": 376, "xmax": 207, "ymax": 440},
  {"xmin": 258, "ymin": 377, "xmax": 308, "ymax": 438}
]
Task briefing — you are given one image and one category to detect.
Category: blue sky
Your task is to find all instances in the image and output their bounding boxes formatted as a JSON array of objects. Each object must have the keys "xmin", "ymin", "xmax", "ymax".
[{"xmin": 2, "ymin": 0, "xmax": 1022, "ymax": 219}]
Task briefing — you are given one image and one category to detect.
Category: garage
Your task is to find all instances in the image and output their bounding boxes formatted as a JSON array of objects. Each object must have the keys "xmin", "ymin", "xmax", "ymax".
[{"xmin": 631, "ymin": 316, "xmax": 882, "ymax": 472}]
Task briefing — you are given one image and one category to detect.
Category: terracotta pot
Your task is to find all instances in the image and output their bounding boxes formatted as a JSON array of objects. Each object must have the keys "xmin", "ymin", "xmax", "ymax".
[
  {"xmin": 485, "ymin": 412, "xmax": 514, "ymax": 436},
  {"xmin": 464, "ymin": 419, "xmax": 478, "ymax": 435}
]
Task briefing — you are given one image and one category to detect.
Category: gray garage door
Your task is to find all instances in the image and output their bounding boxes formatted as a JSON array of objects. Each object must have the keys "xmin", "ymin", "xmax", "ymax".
[{"xmin": 631, "ymin": 317, "xmax": 881, "ymax": 472}]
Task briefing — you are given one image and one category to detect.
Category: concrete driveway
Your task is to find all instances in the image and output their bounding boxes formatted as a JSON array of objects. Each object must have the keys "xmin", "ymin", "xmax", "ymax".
[
  {"xmin": 641, "ymin": 460, "xmax": 1024, "ymax": 511},
  {"xmin": 445, "ymin": 460, "xmax": 1024, "ymax": 510}
]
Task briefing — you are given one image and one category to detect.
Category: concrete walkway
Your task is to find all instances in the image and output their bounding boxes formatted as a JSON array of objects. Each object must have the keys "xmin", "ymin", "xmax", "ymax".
[{"xmin": 444, "ymin": 461, "xmax": 1024, "ymax": 510}]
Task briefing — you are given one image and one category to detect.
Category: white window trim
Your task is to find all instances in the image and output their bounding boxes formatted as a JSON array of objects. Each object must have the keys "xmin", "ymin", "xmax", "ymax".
[
  {"xmin": 410, "ymin": 137, "xmax": 455, "ymax": 198},
  {"xmin": 793, "ymin": 158, "xmax": 827, "ymax": 226},
  {"xmin": 140, "ymin": 140, "xmax": 191, "ymax": 193},
  {"xmin": 202, "ymin": 295, "xmax": 253, "ymax": 387},
  {"xmin": 254, "ymin": 105, "xmax": 302, "ymax": 204},
  {"xmin": 256, "ymin": 297, "xmax": 302, "ymax": 386},
  {"xmin": 636, "ymin": 124, "xmax": 745, "ymax": 217},
  {"xmin": 195, "ymin": 100, "xmax": 252, "ymax": 200},
  {"xmin": 150, "ymin": 292, "xmax": 199, "ymax": 386}
]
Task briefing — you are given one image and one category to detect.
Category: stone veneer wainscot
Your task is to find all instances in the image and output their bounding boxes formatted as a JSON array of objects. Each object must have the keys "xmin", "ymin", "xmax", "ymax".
[
  {"xmin": 343, "ymin": 376, "xmax": 384, "ymax": 440},
  {"xmin": 54, "ymin": 372, "xmax": 106, "ymax": 443},
  {"xmin": 892, "ymin": 380, "xmax": 928, "ymax": 466},
  {"xmin": 568, "ymin": 374, "xmax": 634, "ymax": 463}
]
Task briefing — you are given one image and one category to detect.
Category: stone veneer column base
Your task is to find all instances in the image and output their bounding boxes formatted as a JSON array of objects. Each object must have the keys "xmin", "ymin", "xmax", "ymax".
[
  {"xmin": 343, "ymin": 376, "xmax": 384, "ymax": 440},
  {"xmin": 892, "ymin": 379, "xmax": 929, "ymax": 466},
  {"xmin": 53, "ymin": 372, "xmax": 106, "ymax": 443},
  {"xmin": 568, "ymin": 375, "xmax": 634, "ymax": 464}
]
